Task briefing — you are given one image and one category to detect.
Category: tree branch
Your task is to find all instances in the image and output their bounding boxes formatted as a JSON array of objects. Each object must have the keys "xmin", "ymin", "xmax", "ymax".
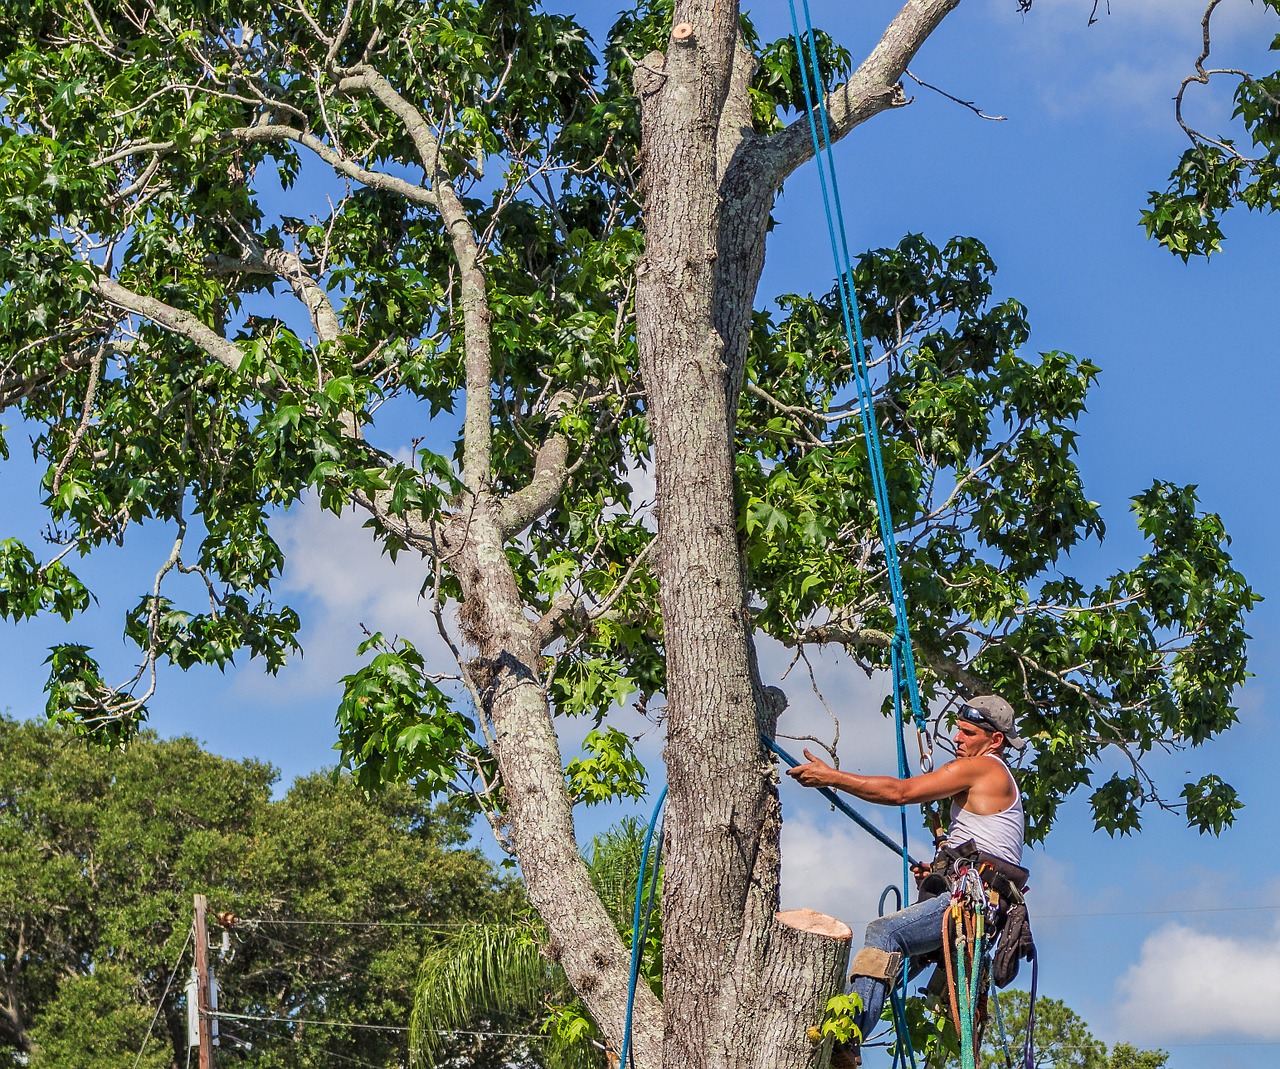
[
  {"xmin": 206, "ymin": 246, "xmax": 340, "ymax": 343},
  {"xmin": 227, "ymin": 125, "xmax": 437, "ymax": 206},
  {"xmin": 754, "ymin": 0, "xmax": 962, "ymax": 190},
  {"xmin": 497, "ymin": 432, "xmax": 571, "ymax": 537},
  {"xmin": 90, "ymin": 278, "xmax": 244, "ymax": 371},
  {"xmin": 335, "ymin": 65, "xmax": 494, "ymax": 490}
]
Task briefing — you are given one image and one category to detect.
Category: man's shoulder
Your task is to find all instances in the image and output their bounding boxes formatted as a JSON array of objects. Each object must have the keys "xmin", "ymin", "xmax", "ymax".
[{"xmin": 945, "ymin": 755, "xmax": 1008, "ymax": 782}]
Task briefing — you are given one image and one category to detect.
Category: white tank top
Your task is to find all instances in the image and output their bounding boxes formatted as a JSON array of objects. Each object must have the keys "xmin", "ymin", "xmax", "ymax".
[{"xmin": 946, "ymin": 754, "xmax": 1024, "ymax": 866}]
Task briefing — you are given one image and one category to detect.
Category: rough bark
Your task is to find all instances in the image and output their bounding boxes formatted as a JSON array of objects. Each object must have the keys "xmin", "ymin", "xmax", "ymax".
[
  {"xmin": 631, "ymin": 3, "xmax": 963, "ymax": 1068},
  {"xmin": 445, "ymin": 501, "xmax": 664, "ymax": 1068},
  {"xmin": 754, "ymin": 911, "xmax": 854, "ymax": 1069}
]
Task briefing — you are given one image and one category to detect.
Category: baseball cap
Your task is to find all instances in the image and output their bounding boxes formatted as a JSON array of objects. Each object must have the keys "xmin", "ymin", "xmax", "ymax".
[{"xmin": 959, "ymin": 695, "xmax": 1027, "ymax": 752}]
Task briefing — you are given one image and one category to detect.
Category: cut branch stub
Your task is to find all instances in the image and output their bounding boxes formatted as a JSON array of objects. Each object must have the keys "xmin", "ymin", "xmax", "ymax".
[
  {"xmin": 672, "ymin": 22, "xmax": 695, "ymax": 41},
  {"xmin": 748, "ymin": 910, "xmax": 853, "ymax": 1069}
]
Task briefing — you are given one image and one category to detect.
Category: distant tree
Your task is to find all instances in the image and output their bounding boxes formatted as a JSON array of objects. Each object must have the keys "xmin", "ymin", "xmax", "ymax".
[
  {"xmin": 1143, "ymin": 0, "xmax": 1280, "ymax": 257},
  {"xmin": 976, "ymin": 992, "xmax": 1167, "ymax": 1069},
  {"xmin": 0, "ymin": 716, "xmax": 517, "ymax": 1068},
  {"xmin": 1103, "ymin": 1043, "xmax": 1169, "ymax": 1069},
  {"xmin": 24, "ymin": 965, "xmax": 170, "ymax": 1069}
]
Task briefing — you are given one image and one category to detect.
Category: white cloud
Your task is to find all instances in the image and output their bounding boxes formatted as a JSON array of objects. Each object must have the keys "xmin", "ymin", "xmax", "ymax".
[
  {"xmin": 230, "ymin": 501, "xmax": 446, "ymax": 702},
  {"xmin": 757, "ymin": 634, "xmax": 908, "ymax": 774},
  {"xmin": 1113, "ymin": 919, "xmax": 1280, "ymax": 1041},
  {"xmin": 984, "ymin": 0, "xmax": 1275, "ymax": 125},
  {"xmin": 780, "ymin": 809, "xmax": 915, "ymax": 936}
]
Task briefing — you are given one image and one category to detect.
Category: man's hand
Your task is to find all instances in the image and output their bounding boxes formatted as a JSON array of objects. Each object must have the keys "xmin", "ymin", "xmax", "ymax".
[{"xmin": 786, "ymin": 748, "xmax": 836, "ymax": 789}]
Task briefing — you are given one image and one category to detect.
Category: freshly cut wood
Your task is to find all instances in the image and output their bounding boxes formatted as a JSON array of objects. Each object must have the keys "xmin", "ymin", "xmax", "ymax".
[
  {"xmin": 738, "ymin": 910, "xmax": 853, "ymax": 1069},
  {"xmin": 776, "ymin": 909, "xmax": 854, "ymax": 941}
]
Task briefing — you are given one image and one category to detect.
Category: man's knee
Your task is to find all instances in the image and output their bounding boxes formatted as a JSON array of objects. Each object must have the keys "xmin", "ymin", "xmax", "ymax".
[{"xmin": 863, "ymin": 915, "xmax": 899, "ymax": 950}]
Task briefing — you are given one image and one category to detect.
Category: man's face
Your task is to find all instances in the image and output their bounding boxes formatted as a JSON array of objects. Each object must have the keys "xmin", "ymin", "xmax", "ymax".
[{"xmin": 953, "ymin": 719, "xmax": 1000, "ymax": 758}]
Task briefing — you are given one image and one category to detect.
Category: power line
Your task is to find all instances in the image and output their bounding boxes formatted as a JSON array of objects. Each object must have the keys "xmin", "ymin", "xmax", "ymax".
[
  {"xmin": 132, "ymin": 925, "xmax": 194, "ymax": 1069},
  {"xmin": 232, "ymin": 1017, "xmax": 396, "ymax": 1069},
  {"xmin": 1163, "ymin": 1041, "xmax": 1280, "ymax": 1048},
  {"xmin": 215, "ymin": 1010, "xmax": 408, "ymax": 1032},
  {"xmin": 218, "ymin": 1011, "xmax": 548, "ymax": 1042},
  {"xmin": 1035, "ymin": 903, "xmax": 1280, "ymax": 919}
]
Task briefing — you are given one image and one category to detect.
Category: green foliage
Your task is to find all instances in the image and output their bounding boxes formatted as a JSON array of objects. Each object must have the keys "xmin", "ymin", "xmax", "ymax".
[
  {"xmin": 0, "ymin": 538, "xmax": 90, "ymax": 621},
  {"xmin": 337, "ymin": 632, "xmax": 477, "ymax": 796},
  {"xmin": 0, "ymin": 716, "xmax": 517, "ymax": 1068},
  {"xmin": 818, "ymin": 992, "xmax": 863, "ymax": 1045},
  {"xmin": 1105, "ymin": 1043, "xmax": 1169, "ymax": 1069},
  {"xmin": 1143, "ymin": 1, "xmax": 1280, "ymax": 257},
  {"xmin": 738, "ymin": 233, "xmax": 1257, "ymax": 838},
  {"xmin": 566, "ymin": 727, "xmax": 647, "ymax": 805},
  {"xmin": 0, "ymin": 0, "xmax": 1256, "ymax": 850},
  {"xmin": 410, "ymin": 923, "xmax": 557, "ymax": 1069},
  {"xmin": 26, "ymin": 964, "xmax": 170, "ymax": 1069}
]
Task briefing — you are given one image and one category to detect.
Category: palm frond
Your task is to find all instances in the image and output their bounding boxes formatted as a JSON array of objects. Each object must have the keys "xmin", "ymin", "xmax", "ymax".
[
  {"xmin": 410, "ymin": 922, "xmax": 554, "ymax": 1069},
  {"xmin": 585, "ymin": 817, "xmax": 649, "ymax": 933}
]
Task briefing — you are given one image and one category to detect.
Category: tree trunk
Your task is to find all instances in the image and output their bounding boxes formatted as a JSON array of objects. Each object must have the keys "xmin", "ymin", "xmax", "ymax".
[
  {"xmin": 448, "ymin": 502, "xmax": 664, "ymax": 1068},
  {"xmin": 634, "ymin": 6, "xmax": 846, "ymax": 1069},
  {"xmin": 755, "ymin": 911, "xmax": 854, "ymax": 1069}
]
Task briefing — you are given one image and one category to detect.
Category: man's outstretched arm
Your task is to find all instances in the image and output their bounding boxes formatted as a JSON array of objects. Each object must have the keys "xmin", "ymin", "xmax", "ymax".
[{"xmin": 787, "ymin": 748, "xmax": 982, "ymax": 806}]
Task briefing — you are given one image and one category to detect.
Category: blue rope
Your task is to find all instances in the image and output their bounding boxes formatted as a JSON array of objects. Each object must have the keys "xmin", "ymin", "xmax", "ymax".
[
  {"xmin": 766, "ymin": 738, "xmax": 920, "ymax": 865},
  {"xmin": 783, "ymin": 4, "xmax": 939, "ymax": 1064},
  {"xmin": 620, "ymin": 785, "xmax": 667, "ymax": 1069},
  {"xmin": 783, "ymin": 0, "xmax": 928, "ymax": 903},
  {"xmin": 888, "ymin": 987, "xmax": 918, "ymax": 1069}
]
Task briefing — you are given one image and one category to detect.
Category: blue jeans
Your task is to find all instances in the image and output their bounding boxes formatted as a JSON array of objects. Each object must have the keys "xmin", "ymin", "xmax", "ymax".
[{"xmin": 850, "ymin": 893, "xmax": 950, "ymax": 1040}]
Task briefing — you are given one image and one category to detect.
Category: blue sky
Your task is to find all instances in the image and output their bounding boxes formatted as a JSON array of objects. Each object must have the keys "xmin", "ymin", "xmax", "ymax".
[{"xmin": 1, "ymin": 1, "xmax": 1278, "ymax": 1066}]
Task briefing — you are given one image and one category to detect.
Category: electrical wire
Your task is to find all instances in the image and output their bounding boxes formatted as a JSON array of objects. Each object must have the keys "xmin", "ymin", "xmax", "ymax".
[
  {"xmin": 1034, "ymin": 903, "xmax": 1280, "ymax": 919},
  {"xmin": 232, "ymin": 1016, "xmax": 400, "ymax": 1069},
  {"xmin": 214, "ymin": 1010, "xmax": 407, "ymax": 1031},
  {"xmin": 131, "ymin": 925, "xmax": 194, "ymax": 1069}
]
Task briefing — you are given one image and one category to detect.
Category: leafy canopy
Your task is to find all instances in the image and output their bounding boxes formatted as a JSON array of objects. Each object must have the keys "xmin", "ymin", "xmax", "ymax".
[{"xmin": 0, "ymin": 0, "xmax": 1256, "ymax": 850}]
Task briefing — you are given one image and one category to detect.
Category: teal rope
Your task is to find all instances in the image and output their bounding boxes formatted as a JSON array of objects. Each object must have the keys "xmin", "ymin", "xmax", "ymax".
[
  {"xmin": 620, "ymin": 786, "xmax": 667, "ymax": 1069},
  {"xmin": 783, "ymin": 0, "xmax": 929, "ymax": 906},
  {"xmin": 888, "ymin": 984, "xmax": 918, "ymax": 1069},
  {"xmin": 988, "ymin": 956, "xmax": 1016, "ymax": 1069},
  {"xmin": 784, "ymin": 7, "xmax": 937, "ymax": 1064}
]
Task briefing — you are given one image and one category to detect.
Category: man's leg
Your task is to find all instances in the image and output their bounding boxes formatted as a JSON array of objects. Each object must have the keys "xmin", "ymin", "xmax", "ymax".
[{"xmin": 849, "ymin": 894, "xmax": 949, "ymax": 1039}]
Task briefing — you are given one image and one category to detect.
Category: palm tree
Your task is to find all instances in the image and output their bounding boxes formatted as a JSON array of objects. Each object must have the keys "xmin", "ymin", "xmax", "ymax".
[{"xmin": 410, "ymin": 817, "xmax": 662, "ymax": 1069}]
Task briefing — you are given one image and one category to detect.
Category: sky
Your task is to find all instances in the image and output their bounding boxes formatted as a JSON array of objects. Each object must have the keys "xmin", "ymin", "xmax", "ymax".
[{"xmin": 2, "ymin": 1, "xmax": 1278, "ymax": 1066}]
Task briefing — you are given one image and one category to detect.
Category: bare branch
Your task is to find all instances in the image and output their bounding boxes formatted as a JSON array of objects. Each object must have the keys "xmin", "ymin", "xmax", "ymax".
[
  {"xmin": 903, "ymin": 69, "xmax": 1006, "ymax": 121},
  {"xmin": 754, "ymin": 0, "xmax": 962, "ymax": 190},
  {"xmin": 333, "ymin": 66, "xmax": 494, "ymax": 489}
]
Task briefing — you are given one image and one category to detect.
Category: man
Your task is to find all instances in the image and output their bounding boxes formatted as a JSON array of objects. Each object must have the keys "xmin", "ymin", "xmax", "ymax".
[{"xmin": 787, "ymin": 695, "xmax": 1028, "ymax": 1059}]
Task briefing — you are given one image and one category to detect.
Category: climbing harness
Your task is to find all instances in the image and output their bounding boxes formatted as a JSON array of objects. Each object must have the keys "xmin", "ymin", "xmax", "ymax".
[{"xmin": 942, "ymin": 864, "xmax": 987, "ymax": 1069}]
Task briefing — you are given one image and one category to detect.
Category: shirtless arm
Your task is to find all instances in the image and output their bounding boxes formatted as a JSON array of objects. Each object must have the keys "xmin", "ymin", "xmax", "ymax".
[{"xmin": 786, "ymin": 748, "xmax": 990, "ymax": 807}]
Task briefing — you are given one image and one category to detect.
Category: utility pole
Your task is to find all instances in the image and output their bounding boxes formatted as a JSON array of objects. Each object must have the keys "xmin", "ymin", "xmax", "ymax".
[{"xmin": 193, "ymin": 894, "xmax": 214, "ymax": 1069}]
